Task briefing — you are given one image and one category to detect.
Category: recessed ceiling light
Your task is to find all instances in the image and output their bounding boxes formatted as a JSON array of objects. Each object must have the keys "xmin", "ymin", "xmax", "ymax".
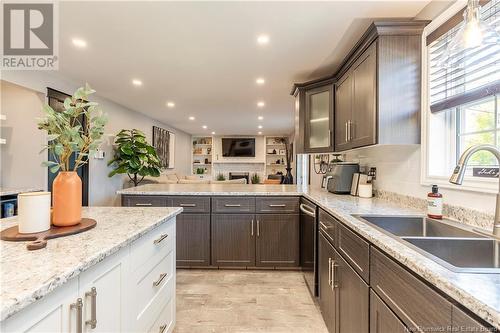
[
  {"xmin": 189, "ymin": 116, "xmax": 195, "ymax": 121},
  {"xmin": 258, "ymin": 131, "xmax": 262, "ymax": 135},
  {"xmin": 132, "ymin": 79, "xmax": 143, "ymax": 86},
  {"xmin": 256, "ymin": 78, "xmax": 265, "ymax": 85},
  {"xmin": 258, "ymin": 125, "xmax": 263, "ymax": 129},
  {"xmin": 257, "ymin": 34, "xmax": 270, "ymax": 45},
  {"xmin": 257, "ymin": 101, "xmax": 265, "ymax": 108},
  {"xmin": 72, "ymin": 38, "xmax": 87, "ymax": 48},
  {"xmin": 211, "ymin": 131, "xmax": 216, "ymax": 135},
  {"xmin": 202, "ymin": 125, "xmax": 207, "ymax": 129},
  {"xmin": 166, "ymin": 101, "xmax": 175, "ymax": 108},
  {"xmin": 258, "ymin": 116, "xmax": 264, "ymax": 120}
]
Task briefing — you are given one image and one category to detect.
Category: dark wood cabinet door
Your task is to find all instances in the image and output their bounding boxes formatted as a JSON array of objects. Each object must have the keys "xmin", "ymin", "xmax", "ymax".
[
  {"xmin": 255, "ymin": 214, "xmax": 299, "ymax": 267},
  {"xmin": 335, "ymin": 73, "xmax": 353, "ymax": 152},
  {"xmin": 335, "ymin": 248, "xmax": 369, "ymax": 333},
  {"xmin": 176, "ymin": 214, "xmax": 210, "ymax": 267},
  {"xmin": 370, "ymin": 290, "xmax": 408, "ymax": 333},
  {"xmin": 451, "ymin": 306, "xmax": 492, "ymax": 333},
  {"xmin": 211, "ymin": 214, "xmax": 255, "ymax": 267},
  {"xmin": 319, "ymin": 233, "xmax": 337, "ymax": 333},
  {"xmin": 304, "ymin": 84, "xmax": 334, "ymax": 153},
  {"xmin": 351, "ymin": 42, "xmax": 377, "ymax": 149}
]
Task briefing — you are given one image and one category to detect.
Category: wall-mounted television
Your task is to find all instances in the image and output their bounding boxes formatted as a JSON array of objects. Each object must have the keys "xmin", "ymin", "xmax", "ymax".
[{"xmin": 222, "ymin": 138, "xmax": 256, "ymax": 157}]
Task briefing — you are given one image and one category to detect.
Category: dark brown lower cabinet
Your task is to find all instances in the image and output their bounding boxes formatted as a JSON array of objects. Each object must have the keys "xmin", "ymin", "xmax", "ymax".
[
  {"xmin": 336, "ymin": 248, "xmax": 369, "ymax": 333},
  {"xmin": 319, "ymin": 233, "xmax": 337, "ymax": 333},
  {"xmin": 176, "ymin": 214, "xmax": 210, "ymax": 267},
  {"xmin": 370, "ymin": 290, "xmax": 408, "ymax": 333},
  {"xmin": 256, "ymin": 214, "xmax": 299, "ymax": 267},
  {"xmin": 319, "ymin": 232, "xmax": 369, "ymax": 333},
  {"xmin": 211, "ymin": 214, "xmax": 256, "ymax": 267}
]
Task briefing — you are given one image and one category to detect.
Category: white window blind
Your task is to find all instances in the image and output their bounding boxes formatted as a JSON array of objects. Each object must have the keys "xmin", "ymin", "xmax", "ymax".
[{"xmin": 429, "ymin": 0, "xmax": 500, "ymax": 113}]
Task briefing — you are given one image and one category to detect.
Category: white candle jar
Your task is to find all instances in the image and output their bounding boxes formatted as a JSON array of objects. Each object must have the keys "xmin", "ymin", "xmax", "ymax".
[{"xmin": 18, "ymin": 192, "xmax": 51, "ymax": 234}]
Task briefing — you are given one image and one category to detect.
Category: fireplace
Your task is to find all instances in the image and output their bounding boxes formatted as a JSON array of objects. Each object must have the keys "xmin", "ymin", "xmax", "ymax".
[{"xmin": 229, "ymin": 172, "xmax": 250, "ymax": 184}]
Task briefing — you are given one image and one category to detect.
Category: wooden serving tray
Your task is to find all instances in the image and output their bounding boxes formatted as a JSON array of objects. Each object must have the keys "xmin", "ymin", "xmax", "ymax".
[{"xmin": 1, "ymin": 218, "xmax": 97, "ymax": 250}]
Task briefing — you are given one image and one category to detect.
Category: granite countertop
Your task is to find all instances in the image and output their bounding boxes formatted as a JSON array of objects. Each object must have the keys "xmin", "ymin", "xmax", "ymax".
[
  {"xmin": 119, "ymin": 183, "xmax": 500, "ymax": 329},
  {"xmin": 0, "ymin": 188, "xmax": 43, "ymax": 196},
  {"xmin": 0, "ymin": 206, "xmax": 182, "ymax": 322}
]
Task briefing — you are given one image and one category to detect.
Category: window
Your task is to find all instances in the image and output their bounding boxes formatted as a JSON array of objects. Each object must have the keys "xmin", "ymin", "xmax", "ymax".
[{"xmin": 424, "ymin": 0, "xmax": 500, "ymax": 191}]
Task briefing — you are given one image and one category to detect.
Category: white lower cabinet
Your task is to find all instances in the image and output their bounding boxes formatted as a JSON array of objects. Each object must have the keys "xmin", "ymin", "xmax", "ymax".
[{"xmin": 1, "ymin": 217, "xmax": 176, "ymax": 333}]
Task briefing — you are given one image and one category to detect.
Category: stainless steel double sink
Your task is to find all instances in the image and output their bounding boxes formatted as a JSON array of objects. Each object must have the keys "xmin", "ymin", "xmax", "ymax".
[{"xmin": 354, "ymin": 215, "xmax": 500, "ymax": 274}]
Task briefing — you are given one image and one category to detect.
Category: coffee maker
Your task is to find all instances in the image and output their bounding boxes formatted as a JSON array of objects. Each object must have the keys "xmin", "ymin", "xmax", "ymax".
[{"xmin": 325, "ymin": 162, "xmax": 360, "ymax": 194}]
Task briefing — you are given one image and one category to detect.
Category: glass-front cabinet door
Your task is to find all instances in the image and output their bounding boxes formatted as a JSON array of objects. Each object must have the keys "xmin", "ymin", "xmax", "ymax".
[{"xmin": 305, "ymin": 84, "xmax": 334, "ymax": 152}]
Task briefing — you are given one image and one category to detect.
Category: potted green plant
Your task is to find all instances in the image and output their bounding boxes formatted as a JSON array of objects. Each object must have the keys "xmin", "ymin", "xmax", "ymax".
[
  {"xmin": 107, "ymin": 129, "xmax": 162, "ymax": 186},
  {"xmin": 38, "ymin": 84, "xmax": 107, "ymax": 226},
  {"xmin": 251, "ymin": 173, "xmax": 260, "ymax": 184},
  {"xmin": 216, "ymin": 173, "xmax": 226, "ymax": 181}
]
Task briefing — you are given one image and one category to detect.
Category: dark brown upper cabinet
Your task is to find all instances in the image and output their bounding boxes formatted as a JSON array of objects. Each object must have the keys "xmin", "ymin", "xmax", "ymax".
[
  {"xmin": 292, "ymin": 20, "xmax": 428, "ymax": 153},
  {"xmin": 304, "ymin": 84, "xmax": 334, "ymax": 153}
]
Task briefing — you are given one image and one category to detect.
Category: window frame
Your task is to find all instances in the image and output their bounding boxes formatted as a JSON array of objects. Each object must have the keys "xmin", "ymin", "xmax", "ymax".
[{"xmin": 421, "ymin": 0, "xmax": 499, "ymax": 194}]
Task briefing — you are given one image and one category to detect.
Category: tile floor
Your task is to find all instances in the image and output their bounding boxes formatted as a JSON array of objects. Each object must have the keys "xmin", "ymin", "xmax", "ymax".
[{"xmin": 173, "ymin": 269, "xmax": 329, "ymax": 333}]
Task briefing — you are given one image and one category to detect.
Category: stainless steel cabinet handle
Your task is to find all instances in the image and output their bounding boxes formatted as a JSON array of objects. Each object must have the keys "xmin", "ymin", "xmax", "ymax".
[
  {"xmin": 251, "ymin": 219, "xmax": 254, "ymax": 236},
  {"xmin": 154, "ymin": 233, "xmax": 169, "ymax": 245},
  {"xmin": 159, "ymin": 324, "xmax": 167, "ymax": 333},
  {"xmin": 153, "ymin": 273, "xmax": 168, "ymax": 287},
  {"xmin": 257, "ymin": 220, "xmax": 260, "ymax": 237},
  {"xmin": 85, "ymin": 287, "xmax": 97, "ymax": 329},
  {"xmin": 135, "ymin": 203, "xmax": 152, "ymax": 206},
  {"xmin": 71, "ymin": 298, "xmax": 83, "ymax": 333},
  {"xmin": 179, "ymin": 203, "xmax": 196, "ymax": 207},
  {"xmin": 345, "ymin": 122, "xmax": 349, "ymax": 142},
  {"xmin": 331, "ymin": 260, "xmax": 339, "ymax": 290},
  {"xmin": 348, "ymin": 120, "xmax": 353, "ymax": 141},
  {"xmin": 328, "ymin": 258, "xmax": 332, "ymax": 286},
  {"xmin": 269, "ymin": 204, "xmax": 286, "ymax": 207},
  {"xmin": 224, "ymin": 204, "xmax": 241, "ymax": 207},
  {"xmin": 319, "ymin": 221, "xmax": 331, "ymax": 230},
  {"xmin": 300, "ymin": 204, "xmax": 316, "ymax": 217}
]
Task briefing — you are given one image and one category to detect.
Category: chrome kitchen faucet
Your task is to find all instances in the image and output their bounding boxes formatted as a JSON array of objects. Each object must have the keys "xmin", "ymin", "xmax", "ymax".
[{"xmin": 450, "ymin": 144, "xmax": 500, "ymax": 237}]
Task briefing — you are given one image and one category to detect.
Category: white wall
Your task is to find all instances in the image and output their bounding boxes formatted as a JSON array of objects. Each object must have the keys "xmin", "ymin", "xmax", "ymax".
[
  {"xmin": 0, "ymin": 71, "xmax": 191, "ymax": 206},
  {"xmin": 309, "ymin": 145, "xmax": 496, "ymax": 215}
]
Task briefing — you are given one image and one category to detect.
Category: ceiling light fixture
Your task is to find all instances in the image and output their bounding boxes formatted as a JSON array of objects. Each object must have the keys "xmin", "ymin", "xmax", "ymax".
[
  {"xmin": 202, "ymin": 125, "xmax": 207, "ymax": 129},
  {"xmin": 72, "ymin": 38, "xmax": 87, "ymax": 48},
  {"xmin": 257, "ymin": 101, "xmax": 265, "ymax": 108},
  {"xmin": 132, "ymin": 79, "xmax": 143, "ymax": 86},
  {"xmin": 257, "ymin": 34, "xmax": 270, "ymax": 45},
  {"xmin": 256, "ymin": 78, "xmax": 265, "ymax": 85},
  {"xmin": 258, "ymin": 125, "xmax": 263, "ymax": 129},
  {"xmin": 211, "ymin": 131, "xmax": 216, "ymax": 135},
  {"xmin": 258, "ymin": 131, "xmax": 263, "ymax": 135},
  {"xmin": 438, "ymin": 0, "xmax": 499, "ymax": 68},
  {"xmin": 189, "ymin": 116, "xmax": 195, "ymax": 121},
  {"xmin": 258, "ymin": 116, "xmax": 264, "ymax": 120},
  {"xmin": 166, "ymin": 101, "xmax": 175, "ymax": 108}
]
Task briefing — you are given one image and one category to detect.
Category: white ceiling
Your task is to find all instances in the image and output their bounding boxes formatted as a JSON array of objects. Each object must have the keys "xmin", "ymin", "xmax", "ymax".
[{"xmin": 58, "ymin": 1, "xmax": 432, "ymax": 136}]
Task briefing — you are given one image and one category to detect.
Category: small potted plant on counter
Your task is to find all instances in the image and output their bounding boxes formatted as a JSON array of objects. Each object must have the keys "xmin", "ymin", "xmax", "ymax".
[
  {"xmin": 107, "ymin": 129, "xmax": 162, "ymax": 187},
  {"xmin": 216, "ymin": 173, "xmax": 226, "ymax": 181},
  {"xmin": 38, "ymin": 84, "xmax": 107, "ymax": 226},
  {"xmin": 251, "ymin": 173, "xmax": 260, "ymax": 184}
]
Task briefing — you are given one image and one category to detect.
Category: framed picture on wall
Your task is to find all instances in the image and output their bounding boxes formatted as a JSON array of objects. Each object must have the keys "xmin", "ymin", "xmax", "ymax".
[{"xmin": 152, "ymin": 126, "xmax": 175, "ymax": 169}]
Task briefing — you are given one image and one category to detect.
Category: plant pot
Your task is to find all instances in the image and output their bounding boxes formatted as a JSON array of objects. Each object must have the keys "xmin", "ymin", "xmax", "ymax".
[{"xmin": 52, "ymin": 171, "xmax": 82, "ymax": 226}]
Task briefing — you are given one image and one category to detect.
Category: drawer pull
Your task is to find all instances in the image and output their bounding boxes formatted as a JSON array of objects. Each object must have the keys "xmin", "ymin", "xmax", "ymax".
[
  {"xmin": 319, "ymin": 221, "xmax": 332, "ymax": 230},
  {"xmin": 179, "ymin": 203, "xmax": 196, "ymax": 207},
  {"xmin": 224, "ymin": 204, "xmax": 241, "ymax": 207},
  {"xmin": 153, "ymin": 273, "xmax": 168, "ymax": 287},
  {"xmin": 159, "ymin": 324, "xmax": 167, "ymax": 333},
  {"xmin": 300, "ymin": 204, "xmax": 316, "ymax": 217},
  {"xmin": 85, "ymin": 287, "xmax": 97, "ymax": 329},
  {"xmin": 153, "ymin": 233, "xmax": 169, "ymax": 245},
  {"xmin": 71, "ymin": 298, "xmax": 83, "ymax": 333},
  {"xmin": 269, "ymin": 204, "xmax": 286, "ymax": 207},
  {"xmin": 135, "ymin": 203, "xmax": 152, "ymax": 206}
]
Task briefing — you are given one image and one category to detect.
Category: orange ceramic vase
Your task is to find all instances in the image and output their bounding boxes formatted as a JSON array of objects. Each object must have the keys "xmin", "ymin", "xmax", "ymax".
[{"xmin": 52, "ymin": 171, "xmax": 82, "ymax": 226}]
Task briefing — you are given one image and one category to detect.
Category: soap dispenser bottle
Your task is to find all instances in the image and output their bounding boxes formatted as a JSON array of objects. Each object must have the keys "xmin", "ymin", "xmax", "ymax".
[{"xmin": 427, "ymin": 185, "xmax": 443, "ymax": 219}]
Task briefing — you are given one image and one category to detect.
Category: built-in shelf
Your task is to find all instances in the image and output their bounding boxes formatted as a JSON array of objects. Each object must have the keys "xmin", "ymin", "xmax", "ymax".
[
  {"xmin": 192, "ymin": 136, "xmax": 213, "ymax": 177},
  {"xmin": 265, "ymin": 136, "xmax": 287, "ymax": 177}
]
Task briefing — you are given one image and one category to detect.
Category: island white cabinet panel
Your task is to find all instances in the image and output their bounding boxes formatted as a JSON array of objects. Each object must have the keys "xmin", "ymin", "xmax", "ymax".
[
  {"xmin": 1, "ymin": 280, "xmax": 79, "ymax": 332},
  {"xmin": 1, "ymin": 216, "xmax": 177, "ymax": 333},
  {"xmin": 80, "ymin": 250, "xmax": 128, "ymax": 333}
]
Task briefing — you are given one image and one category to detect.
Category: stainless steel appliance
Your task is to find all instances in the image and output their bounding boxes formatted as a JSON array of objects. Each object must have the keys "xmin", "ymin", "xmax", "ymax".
[
  {"xmin": 326, "ymin": 162, "xmax": 360, "ymax": 194},
  {"xmin": 300, "ymin": 197, "xmax": 318, "ymax": 297}
]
